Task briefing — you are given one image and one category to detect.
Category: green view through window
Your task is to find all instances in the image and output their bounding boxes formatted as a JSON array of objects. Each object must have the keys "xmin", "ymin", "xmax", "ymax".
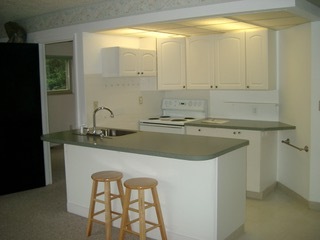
[{"xmin": 46, "ymin": 55, "xmax": 72, "ymax": 94}]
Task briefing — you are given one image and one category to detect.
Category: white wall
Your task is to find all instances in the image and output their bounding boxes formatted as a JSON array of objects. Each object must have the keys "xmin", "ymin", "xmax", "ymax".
[
  {"xmin": 278, "ymin": 23, "xmax": 311, "ymax": 200},
  {"xmin": 309, "ymin": 21, "xmax": 320, "ymax": 205},
  {"xmin": 82, "ymin": 32, "xmax": 164, "ymax": 129},
  {"xmin": 209, "ymin": 90, "xmax": 279, "ymax": 120}
]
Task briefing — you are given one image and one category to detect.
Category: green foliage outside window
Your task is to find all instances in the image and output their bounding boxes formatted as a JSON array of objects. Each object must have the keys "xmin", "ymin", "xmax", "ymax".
[{"xmin": 46, "ymin": 56, "xmax": 72, "ymax": 94}]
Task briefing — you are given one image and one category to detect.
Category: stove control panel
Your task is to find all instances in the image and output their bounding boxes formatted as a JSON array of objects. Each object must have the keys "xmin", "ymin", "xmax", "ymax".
[{"xmin": 162, "ymin": 99, "xmax": 207, "ymax": 111}]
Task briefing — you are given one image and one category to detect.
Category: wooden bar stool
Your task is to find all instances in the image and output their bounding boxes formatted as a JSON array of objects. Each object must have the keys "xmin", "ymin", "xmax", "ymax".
[
  {"xmin": 118, "ymin": 177, "xmax": 167, "ymax": 240},
  {"xmin": 86, "ymin": 171, "xmax": 124, "ymax": 240}
]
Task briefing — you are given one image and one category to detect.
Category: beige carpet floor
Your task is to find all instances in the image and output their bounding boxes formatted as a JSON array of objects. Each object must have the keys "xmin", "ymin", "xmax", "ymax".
[
  {"xmin": 1, "ymin": 145, "xmax": 320, "ymax": 240},
  {"xmin": 0, "ymin": 145, "xmax": 149, "ymax": 240}
]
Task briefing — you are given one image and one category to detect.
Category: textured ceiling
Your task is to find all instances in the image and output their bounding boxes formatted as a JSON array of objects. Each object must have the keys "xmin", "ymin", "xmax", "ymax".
[
  {"xmin": 1, "ymin": 0, "xmax": 320, "ymax": 38},
  {"xmin": 0, "ymin": 0, "xmax": 106, "ymax": 24},
  {"xmin": 98, "ymin": 11, "xmax": 311, "ymax": 37}
]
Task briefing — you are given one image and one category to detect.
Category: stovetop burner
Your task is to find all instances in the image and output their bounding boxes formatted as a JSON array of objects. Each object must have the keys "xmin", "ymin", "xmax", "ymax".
[
  {"xmin": 148, "ymin": 116, "xmax": 196, "ymax": 121},
  {"xmin": 184, "ymin": 117, "xmax": 195, "ymax": 120},
  {"xmin": 140, "ymin": 99, "xmax": 207, "ymax": 128},
  {"xmin": 171, "ymin": 119, "xmax": 187, "ymax": 122}
]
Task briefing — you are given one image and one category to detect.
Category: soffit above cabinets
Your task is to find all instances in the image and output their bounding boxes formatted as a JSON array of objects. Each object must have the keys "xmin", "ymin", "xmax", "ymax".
[{"xmin": 97, "ymin": 10, "xmax": 310, "ymax": 38}]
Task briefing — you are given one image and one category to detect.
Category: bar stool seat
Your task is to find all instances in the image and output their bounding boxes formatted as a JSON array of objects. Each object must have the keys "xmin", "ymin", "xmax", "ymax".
[
  {"xmin": 118, "ymin": 177, "xmax": 167, "ymax": 240},
  {"xmin": 86, "ymin": 171, "xmax": 124, "ymax": 240}
]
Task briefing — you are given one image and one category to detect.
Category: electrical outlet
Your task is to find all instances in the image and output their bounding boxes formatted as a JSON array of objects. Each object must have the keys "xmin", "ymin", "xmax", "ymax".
[
  {"xmin": 93, "ymin": 101, "xmax": 98, "ymax": 109},
  {"xmin": 139, "ymin": 96, "xmax": 143, "ymax": 105},
  {"xmin": 252, "ymin": 107, "xmax": 257, "ymax": 114}
]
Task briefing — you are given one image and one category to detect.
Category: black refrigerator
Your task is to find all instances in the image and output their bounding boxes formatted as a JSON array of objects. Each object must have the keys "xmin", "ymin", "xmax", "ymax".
[{"xmin": 0, "ymin": 43, "xmax": 46, "ymax": 195}]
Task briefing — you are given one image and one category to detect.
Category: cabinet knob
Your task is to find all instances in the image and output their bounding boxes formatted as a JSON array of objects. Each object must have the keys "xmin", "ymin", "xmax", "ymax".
[
  {"xmin": 215, "ymin": 86, "xmax": 218, "ymax": 89},
  {"xmin": 246, "ymin": 86, "xmax": 249, "ymax": 89},
  {"xmin": 198, "ymin": 129, "xmax": 201, "ymax": 132}
]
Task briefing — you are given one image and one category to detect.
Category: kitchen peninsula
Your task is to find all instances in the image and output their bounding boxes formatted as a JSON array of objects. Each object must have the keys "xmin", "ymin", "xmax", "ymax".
[{"xmin": 42, "ymin": 130, "xmax": 249, "ymax": 240}]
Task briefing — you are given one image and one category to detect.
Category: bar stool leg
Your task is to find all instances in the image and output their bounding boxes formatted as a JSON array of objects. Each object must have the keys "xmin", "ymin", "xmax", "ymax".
[
  {"xmin": 104, "ymin": 181, "xmax": 112, "ymax": 240},
  {"xmin": 119, "ymin": 188, "xmax": 131, "ymax": 240},
  {"xmin": 138, "ymin": 189, "xmax": 146, "ymax": 240},
  {"xmin": 151, "ymin": 187, "xmax": 167, "ymax": 240},
  {"xmin": 86, "ymin": 179, "xmax": 98, "ymax": 236}
]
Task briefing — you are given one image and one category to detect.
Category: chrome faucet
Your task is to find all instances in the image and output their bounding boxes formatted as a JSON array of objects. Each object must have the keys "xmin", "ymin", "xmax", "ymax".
[{"xmin": 92, "ymin": 106, "xmax": 114, "ymax": 134}]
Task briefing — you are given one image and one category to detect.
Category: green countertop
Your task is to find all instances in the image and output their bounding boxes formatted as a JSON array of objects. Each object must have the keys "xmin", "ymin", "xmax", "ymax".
[
  {"xmin": 186, "ymin": 118, "xmax": 296, "ymax": 131},
  {"xmin": 41, "ymin": 130, "xmax": 249, "ymax": 161}
]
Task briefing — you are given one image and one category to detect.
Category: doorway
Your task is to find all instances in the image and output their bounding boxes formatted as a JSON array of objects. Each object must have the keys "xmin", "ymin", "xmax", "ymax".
[{"xmin": 45, "ymin": 41, "xmax": 77, "ymax": 183}]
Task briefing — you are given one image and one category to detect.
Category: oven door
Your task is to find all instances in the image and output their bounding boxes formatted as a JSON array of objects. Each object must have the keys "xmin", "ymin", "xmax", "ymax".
[{"xmin": 139, "ymin": 122, "xmax": 185, "ymax": 134}]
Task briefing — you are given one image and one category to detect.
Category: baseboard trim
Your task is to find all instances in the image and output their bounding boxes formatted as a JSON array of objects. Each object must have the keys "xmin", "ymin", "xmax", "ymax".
[
  {"xmin": 225, "ymin": 224, "xmax": 244, "ymax": 240},
  {"xmin": 309, "ymin": 201, "xmax": 320, "ymax": 211},
  {"xmin": 246, "ymin": 182, "xmax": 277, "ymax": 200},
  {"xmin": 247, "ymin": 182, "xmax": 320, "ymax": 211},
  {"xmin": 277, "ymin": 182, "xmax": 320, "ymax": 210}
]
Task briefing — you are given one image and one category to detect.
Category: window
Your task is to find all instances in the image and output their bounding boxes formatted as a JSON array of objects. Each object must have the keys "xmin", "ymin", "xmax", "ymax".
[{"xmin": 46, "ymin": 55, "xmax": 72, "ymax": 94}]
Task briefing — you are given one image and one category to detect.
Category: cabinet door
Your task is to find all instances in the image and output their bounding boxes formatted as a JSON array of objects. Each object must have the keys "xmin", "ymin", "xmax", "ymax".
[
  {"xmin": 214, "ymin": 32, "xmax": 246, "ymax": 89},
  {"xmin": 186, "ymin": 126, "xmax": 262, "ymax": 193},
  {"xmin": 246, "ymin": 29, "xmax": 276, "ymax": 90},
  {"xmin": 186, "ymin": 35, "xmax": 214, "ymax": 89},
  {"xmin": 157, "ymin": 38, "xmax": 186, "ymax": 90},
  {"xmin": 119, "ymin": 48, "xmax": 140, "ymax": 76},
  {"xmin": 139, "ymin": 49, "xmax": 156, "ymax": 76}
]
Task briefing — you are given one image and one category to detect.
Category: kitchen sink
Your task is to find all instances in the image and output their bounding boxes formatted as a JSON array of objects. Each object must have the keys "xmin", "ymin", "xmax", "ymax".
[
  {"xmin": 100, "ymin": 128, "xmax": 137, "ymax": 137},
  {"xmin": 75, "ymin": 128, "xmax": 137, "ymax": 137}
]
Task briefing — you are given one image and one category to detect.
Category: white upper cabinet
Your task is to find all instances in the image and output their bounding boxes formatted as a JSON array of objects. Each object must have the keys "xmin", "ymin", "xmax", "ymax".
[
  {"xmin": 214, "ymin": 32, "xmax": 246, "ymax": 89},
  {"xmin": 245, "ymin": 29, "xmax": 276, "ymax": 90},
  {"xmin": 186, "ymin": 35, "xmax": 215, "ymax": 89},
  {"xmin": 102, "ymin": 47, "xmax": 156, "ymax": 77},
  {"xmin": 157, "ymin": 38, "xmax": 186, "ymax": 90},
  {"xmin": 156, "ymin": 29, "xmax": 275, "ymax": 90},
  {"xmin": 214, "ymin": 29, "xmax": 276, "ymax": 90}
]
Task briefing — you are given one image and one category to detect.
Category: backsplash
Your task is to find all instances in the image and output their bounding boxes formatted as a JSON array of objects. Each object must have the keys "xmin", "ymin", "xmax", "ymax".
[
  {"xmin": 209, "ymin": 90, "xmax": 279, "ymax": 121},
  {"xmin": 84, "ymin": 74, "xmax": 164, "ymax": 130}
]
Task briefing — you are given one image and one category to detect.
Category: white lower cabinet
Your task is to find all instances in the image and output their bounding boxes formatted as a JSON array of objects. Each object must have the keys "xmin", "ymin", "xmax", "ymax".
[{"xmin": 186, "ymin": 126, "xmax": 277, "ymax": 199}]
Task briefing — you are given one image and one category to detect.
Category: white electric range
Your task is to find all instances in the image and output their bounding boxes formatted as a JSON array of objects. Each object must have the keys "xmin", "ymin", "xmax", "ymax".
[{"xmin": 139, "ymin": 98, "xmax": 207, "ymax": 134}]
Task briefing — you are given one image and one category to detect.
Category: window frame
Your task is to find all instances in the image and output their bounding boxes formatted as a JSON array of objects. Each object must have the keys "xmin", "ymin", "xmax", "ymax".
[{"xmin": 46, "ymin": 55, "xmax": 73, "ymax": 95}]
